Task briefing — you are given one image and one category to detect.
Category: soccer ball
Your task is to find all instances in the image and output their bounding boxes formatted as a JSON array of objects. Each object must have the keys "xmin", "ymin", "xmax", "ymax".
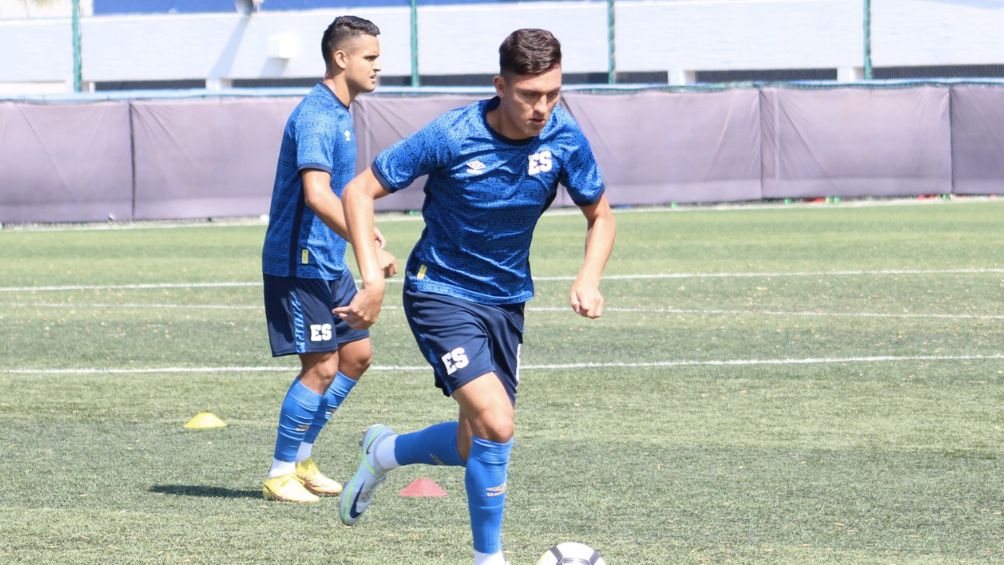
[{"xmin": 535, "ymin": 542, "xmax": 607, "ymax": 565}]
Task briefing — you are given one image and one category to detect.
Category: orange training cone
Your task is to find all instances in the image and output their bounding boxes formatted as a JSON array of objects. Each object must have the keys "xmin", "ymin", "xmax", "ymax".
[{"xmin": 399, "ymin": 477, "xmax": 447, "ymax": 497}]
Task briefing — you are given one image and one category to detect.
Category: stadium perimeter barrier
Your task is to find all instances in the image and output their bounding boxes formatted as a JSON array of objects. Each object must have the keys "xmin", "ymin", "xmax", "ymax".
[{"xmin": 1, "ymin": 81, "xmax": 1003, "ymax": 224}]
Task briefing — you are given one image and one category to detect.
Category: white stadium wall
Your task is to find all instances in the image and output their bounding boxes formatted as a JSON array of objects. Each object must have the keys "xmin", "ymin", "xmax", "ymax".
[
  {"xmin": 4, "ymin": 0, "xmax": 1004, "ymax": 93},
  {"xmin": 0, "ymin": 0, "xmax": 93, "ymax": 19},
  {"xmin": 0, "ymin": 19, "xmax": 75, "ymax": 94},
  {"xmin": 616, "ymin": 0, "xmax": 863, "ymax": 78},
  {"xmin": 872, "ymin": 0, "xmax": 1004, "ymax": 67},
  {"xmin": 79, "ymin": 10, "xmax": 414, "ymax": 84},
  {"xmin": 415, "ymin": 3, "xmax": 609, "ymax": 76}
]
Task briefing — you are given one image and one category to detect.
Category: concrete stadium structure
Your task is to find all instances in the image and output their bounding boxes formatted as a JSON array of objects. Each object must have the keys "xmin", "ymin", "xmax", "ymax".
[{"xmin": 3, "ymin": 0, "xmax": 1004, "ymax": 94}]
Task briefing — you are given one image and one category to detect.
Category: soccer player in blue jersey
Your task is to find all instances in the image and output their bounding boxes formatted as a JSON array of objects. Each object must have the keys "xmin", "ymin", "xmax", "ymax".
[
  {"xmin": 260, "ymin": 16, "xmax": 397, "ymax": 504},
  {"xmin": 335, "ymin": 29, "xmax": 616, "ymax": 565}
]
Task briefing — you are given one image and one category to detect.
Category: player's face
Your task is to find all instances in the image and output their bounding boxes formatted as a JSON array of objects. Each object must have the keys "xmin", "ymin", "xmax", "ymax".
[
  {"xmin": 494, "ymin": 65, "xmax": 562, "ymax": 139},
  {"xmin": 339, "ymin": 34, "xmax": 381, "ymax": 95}
]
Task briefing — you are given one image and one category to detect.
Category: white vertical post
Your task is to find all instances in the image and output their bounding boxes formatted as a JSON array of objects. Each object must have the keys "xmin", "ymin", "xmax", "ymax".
[
  {"xmin": 838, "ymin": 66, "xmax": 864, "ymax": 82},
  {"xmin": 668, "ymin": 69, "xmax": 695, "ymax": 85},
  {"xmin": 206, "ymin": 78, "xmax": 233, "ymax": 90}
]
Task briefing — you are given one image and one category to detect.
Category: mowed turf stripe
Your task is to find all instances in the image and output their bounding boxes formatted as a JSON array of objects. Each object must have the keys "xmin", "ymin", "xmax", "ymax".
[
  {"xmin": 1, "ymin": 267, "xmax": 1002, "ymax": 293},
  {"xmin": 4, "ymin": 353, "xmax": 1003, "ymax": 375},
  {"xmin": 4, "ymin": 301, "xmax": 1003, "ymax": 321}
]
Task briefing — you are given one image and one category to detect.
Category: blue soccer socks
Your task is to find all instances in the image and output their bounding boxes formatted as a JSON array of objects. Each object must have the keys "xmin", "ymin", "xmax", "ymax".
[
  {"xmin": 394, "ymin": 421, "xmax": 466, "ymax": 467},
  {"xmin": 272, "ymin": 378, "xmax": 323, "ymax": 463},
  {"xmin": 353, "ymin": 421, "xmax": 513, "ymax": 555},
  {"xmin": 303, "ymin": 372, "xmax": 357, "ymax": 446},
  {"xmin": 388, "ymin": 427, "xmax": 513, "ymax": 553},
  {"xmin": 465, "ymin": 435, "xmax": 513, "ymax": 554}
]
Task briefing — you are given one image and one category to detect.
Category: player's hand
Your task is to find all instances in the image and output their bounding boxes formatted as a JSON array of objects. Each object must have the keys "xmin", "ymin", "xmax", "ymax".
[
  {"xmin": 377, "ymin": 248, "xmax": 398, "ymax": 278},
  {"xmin": 373, "ymin": 226, "xmax": 387, "ymax": 249},
  {"xmin": 569, "ymin": 278, "xmax": 604, "ymax": 319},
  {"xmin": 334, "ymin": 287, "xmax": 384, "ymax": 330}
]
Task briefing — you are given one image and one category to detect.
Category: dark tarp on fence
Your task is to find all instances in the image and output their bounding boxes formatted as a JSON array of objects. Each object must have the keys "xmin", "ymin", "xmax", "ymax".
[
  {"xmin": 0, "ymin": 101, "xmax": 133, "ymax": 223},
  {"xmin": 3, "ymin": 85, "xmax": 1004, "ymax": 224},
  {"xmin": 950, "ymin": 85, "xmax": 1004, "ymax": 196},
  {"xmin": 130, "ymin": 97, "xmax": 298, "ymax": 220},
  {"xmin": 562, "ymin": 90, "xmax": 763, "ymax": 205},
  {"xmin": 760, "ymin": 86, "xmax": 953, "ymax": 198}
]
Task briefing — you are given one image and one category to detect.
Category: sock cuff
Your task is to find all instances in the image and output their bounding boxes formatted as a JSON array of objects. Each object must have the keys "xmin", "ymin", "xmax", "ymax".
[
  {"xmin": 329, "ymin": 372, "xmax": 358, "ymax": 397},
  {"xmin": 470, "ymin": 435, "xmax": 514, "ymax": 464},
  {"xmin": 288, "ymin": 378, "xmax": 323, "ymax": 409}
]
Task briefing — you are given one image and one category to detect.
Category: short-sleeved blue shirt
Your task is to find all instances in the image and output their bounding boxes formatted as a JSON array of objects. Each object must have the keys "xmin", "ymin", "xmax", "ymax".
[
  {"xmin": 262, "ymin": 83, "xmax": 356, "ymax": 279},
  {"xmin": 372, "ymin": 97, "xmax": 605, "ymax": 305}
]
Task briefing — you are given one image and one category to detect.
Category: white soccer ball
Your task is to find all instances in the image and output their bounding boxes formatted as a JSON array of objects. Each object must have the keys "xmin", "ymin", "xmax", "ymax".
[{"xmin": 535, "ymin": 542, "xmax": 607, "ymax": 565}]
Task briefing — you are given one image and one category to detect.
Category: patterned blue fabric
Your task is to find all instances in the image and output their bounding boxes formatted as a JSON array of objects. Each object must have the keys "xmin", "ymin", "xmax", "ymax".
[
  {"xmin": 262, "ymin": 83, "xmax": 356, "ymax": 279},
  {"xmin": 372, "ymin": 97, "xmax": 605, "ymax": 305}
]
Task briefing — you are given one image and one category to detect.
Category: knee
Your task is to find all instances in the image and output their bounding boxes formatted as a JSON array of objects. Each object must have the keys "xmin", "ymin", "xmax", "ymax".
[
  {"xmin": 339, "ymin": 352, "xmax": 372, "ymax": 377},
  {"xmin": 475, "ymin": 408, "xmax": 514, "ymax": 443},
  {"xmin": 301, "ymin": 356, "xmax": 340, "ymax": 388}
]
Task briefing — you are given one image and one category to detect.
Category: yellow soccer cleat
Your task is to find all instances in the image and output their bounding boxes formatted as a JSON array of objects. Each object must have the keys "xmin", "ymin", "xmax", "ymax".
[
  {"xmin": 262, "ymin": 473, "xmax": 321, "ymax": 503},
  {"xmin": 296, "ymin": 457, "xmax": 343, "ymax": 496}
]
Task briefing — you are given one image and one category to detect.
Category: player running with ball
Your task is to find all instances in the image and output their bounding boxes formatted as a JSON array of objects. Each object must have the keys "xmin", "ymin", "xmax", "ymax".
[{"xmin": 336, "ymin": 28, "xmax": 616, "ymax": 565}]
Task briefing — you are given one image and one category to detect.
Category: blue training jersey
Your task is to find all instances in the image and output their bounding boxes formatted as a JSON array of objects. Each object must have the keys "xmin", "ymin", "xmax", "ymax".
[
  {"xmin": 372, "ymin": 97, "xmax": 605, "ymax": 305},
  {"xmin": 262, "ymin": 83, "xmax": 356, "ymax": 279}
]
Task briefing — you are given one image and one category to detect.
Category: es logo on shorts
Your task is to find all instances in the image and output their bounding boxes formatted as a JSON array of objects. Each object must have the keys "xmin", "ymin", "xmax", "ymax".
[
  {"xmin": 441, "ymin": 347, "xmax": 469, "ymax": 375},
  {"xmin": 310, "ymin": 324, "xmax": 333, "ymax": 342}
]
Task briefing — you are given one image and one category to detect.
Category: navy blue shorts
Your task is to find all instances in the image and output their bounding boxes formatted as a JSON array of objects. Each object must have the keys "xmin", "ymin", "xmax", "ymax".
[
  {"xmin": 403, "ymin": 287, "xmax": 525, "ymax": 404},
  {"xmin": 263, "ymin": 273, "xmax": 370, "ymax": 357}
]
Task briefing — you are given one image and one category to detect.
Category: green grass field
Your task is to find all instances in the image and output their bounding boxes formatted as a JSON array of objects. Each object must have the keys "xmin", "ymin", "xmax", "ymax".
[{"xmin": 1, "ymin": 200, "xmax": 1002, "ymax": 564}]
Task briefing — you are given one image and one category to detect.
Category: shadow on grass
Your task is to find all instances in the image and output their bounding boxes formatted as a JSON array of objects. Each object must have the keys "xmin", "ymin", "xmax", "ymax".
[{"xmin": 150, "ymin": 484, "xmax": 260, "ymax": 499}]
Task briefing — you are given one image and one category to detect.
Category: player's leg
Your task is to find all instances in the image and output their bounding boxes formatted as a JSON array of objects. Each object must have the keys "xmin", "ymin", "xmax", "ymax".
[
  {"xmin": 456, "ymin": 299, "xmax": 522, "ymax": 565},
  {"xmin": 453, "ymin": 373, "xmax": 515, "ymax": 565},
  {"xmin": 295, "ymin": 273, "xmax": 373, "ymax": 495},
  {"xmin": 387, "ymin": 419, "xmax": 466, "ymax": 468},
  {"xmin": 261, "ymin": 275, "xmax": 341, "ymax": 503},
  {"xmin": 298, "ymin": 338, "xmax": 369, "ymax": 464},
  {"xmin": 290, "ymin": 349, "xmax": 348, "ymax": 496},
  {"xmin": 367, "ymin": 289, "xmax": 492, "ymax": 471},
  {"xmin": 340, "ymin": 289, "xmax": 481, "ymax": 525},
  {"xmin": 262, "ymin": 350, "xmax": 336, "ymax": 502}
]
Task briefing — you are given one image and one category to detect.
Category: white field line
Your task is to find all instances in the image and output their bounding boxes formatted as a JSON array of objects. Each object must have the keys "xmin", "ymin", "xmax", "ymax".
[
  {"xmin": 530, "ymin": 306, "xmax": 1004, "ymax": 321},
  {"xmin": 1, "ymin": 268, "xmax": 1002, "ymax": 294},
  {"xmin": 0, "ymin": 282, "xmax": 260, "ymax": 292},
  {"xmin": 596, "ymin": 268, "xmax": 1004, "ymax": 280},
  {"xmin": 4, "ymin": 354, "xmax": 1004, "ymax": 376},
  {"xmin": 5, "ymin": 301, "xmax": 1003, "ymax": 321},
  {"xmin": 6, "ymin": 302, "xmax": 263, "ymax": 310}
]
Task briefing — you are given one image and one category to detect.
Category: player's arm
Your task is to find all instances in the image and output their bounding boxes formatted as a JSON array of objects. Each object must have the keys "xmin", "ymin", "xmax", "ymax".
[
  {"xmin": 302, "ymin": 169, "xmax": 396, "ymax": 276},
  {"xmin": 334, "ymin": 167, "xmax": 393, "ymax": 329},
  {"xmin": 302, "ymin": 169, "xmax": 350, "ymax": 239},
  {"xmin": 570, "ymin": 193, "xmax": 616, "ymax": 319}
]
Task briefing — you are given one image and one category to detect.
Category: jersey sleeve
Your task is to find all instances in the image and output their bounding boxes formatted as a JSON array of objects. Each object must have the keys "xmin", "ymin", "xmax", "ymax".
[
  {"xmin": 559, "ymin": 128, "xmax": 606, "ymax": 206},
  {"xmin": 295, "ymin": 110, "xmax": 340, "ymax": 174},
  {"xmin": 371, "ymin": 118, "xmax": 452, "ymax": 192}
]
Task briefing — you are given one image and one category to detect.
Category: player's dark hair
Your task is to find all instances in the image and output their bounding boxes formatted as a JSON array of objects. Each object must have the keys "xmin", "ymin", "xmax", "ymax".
[
  {"xmin": 321, "ymin": 16, "xmax": 380, "ymax": 66},
  {"xmin": 499, "ymin": 28, "xmax": 562, "ymax": 77}
]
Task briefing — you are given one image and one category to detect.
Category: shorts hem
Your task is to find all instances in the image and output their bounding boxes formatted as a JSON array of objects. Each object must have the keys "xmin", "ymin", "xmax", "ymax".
[{"xmin": 269, "ymin": 334, "xmax": 369, "ymax": 358}]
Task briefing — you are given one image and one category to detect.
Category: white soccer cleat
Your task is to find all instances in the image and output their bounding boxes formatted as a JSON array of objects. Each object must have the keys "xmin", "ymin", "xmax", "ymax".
[{"xmin": 339, "ymin": 424, "xmax": 395, "ymax": 526}]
